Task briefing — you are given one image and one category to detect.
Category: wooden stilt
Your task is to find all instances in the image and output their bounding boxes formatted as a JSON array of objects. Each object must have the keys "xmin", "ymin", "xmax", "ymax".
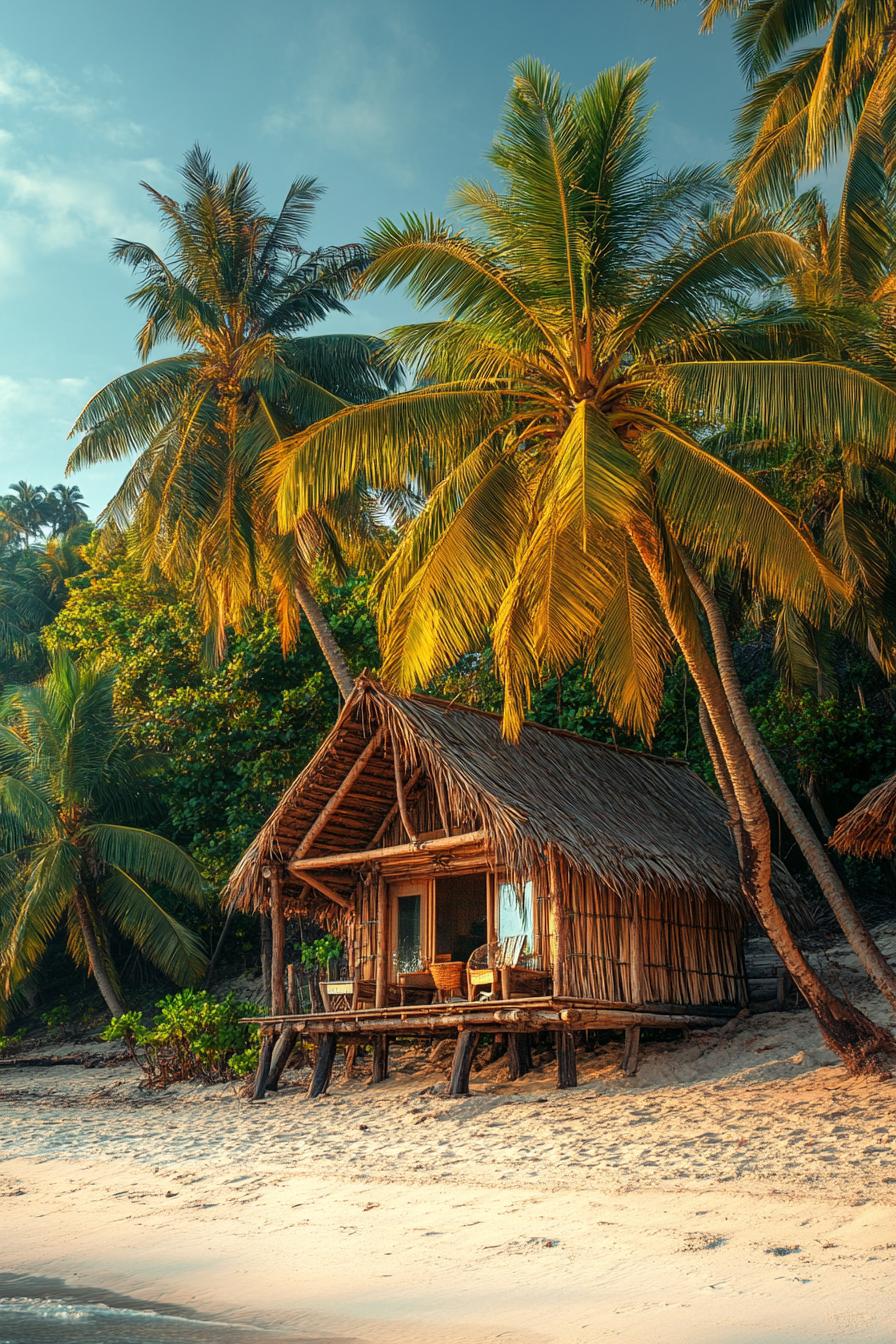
[
  {"xmin": 622, "ymin": 1026, "xmax": 641, "ymax": 1076},
  {"xmin": 487, "ymin": 1034, "xmax": 506, "ymax": 1065},
  {"xmin": 266, "ymin": 1025, "xmax": 298, "ymax": 1091},
  {"xmin": 251, "ymin": 1033, "xmax": 274, "ymax": 1101},
  {"xmin": 555, "ymin": 1030, "xmax": 577, "ymax": 1089},
  {"xmin": 448, "ymin": 1030, "xmax": 480, "ymax": 1097},
  {"xmin": 506, "ymin": 1032, "xmax": 531, "ymax": 1080},
  {"xmin": 307, "ymin": 1033, "xmax": 337, "ymax": 1098},
  {"xmin": 342, "ymin": 1044, "xmax": 358, "ymax": 1081},
  {"xmin": 371, "ymin": 1034, "xmax": 389, "ymax": 1083}
]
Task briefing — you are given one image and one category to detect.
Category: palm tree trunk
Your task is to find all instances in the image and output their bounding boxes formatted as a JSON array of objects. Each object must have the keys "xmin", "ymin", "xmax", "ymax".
[
  {"xmin": 71, "ymin": 888, "xmax": 125, "ymax": 1017},
  {"xmin": 293, "ymin": 574, "xmax": 354, "ymax": 700},
  {"xmin": 684, "ymin": 557, "xmax": 896, "ymax": 1015},
  {"xmin": 629, "ymin": 520, "xmax": 893, "ymax": 1073}
]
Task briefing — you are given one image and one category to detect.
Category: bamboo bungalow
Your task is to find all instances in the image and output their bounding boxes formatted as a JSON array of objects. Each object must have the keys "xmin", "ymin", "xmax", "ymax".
[
  {"xmin": 227, "ymin": 677, "xmax": 774, "ymax": 1098},
  {"xmin": 832, "ymin": 771, "xmax": 896, "ymax": 858}
]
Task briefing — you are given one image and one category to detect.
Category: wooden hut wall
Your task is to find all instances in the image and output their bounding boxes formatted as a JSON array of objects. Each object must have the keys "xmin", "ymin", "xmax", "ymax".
[{"xmin": 554, "ymin": 868, "xmax": 746, "ymax": 1008}]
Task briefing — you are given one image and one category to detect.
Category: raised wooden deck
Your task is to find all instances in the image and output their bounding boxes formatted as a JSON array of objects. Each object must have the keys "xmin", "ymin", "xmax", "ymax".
[
  {"xmin": 244, "ymin": 995, "xmax": 732, "ymax": 1101},
  {"xmin": 244, "ymin": 994, "xmax": 728, "ymax": 1036}
]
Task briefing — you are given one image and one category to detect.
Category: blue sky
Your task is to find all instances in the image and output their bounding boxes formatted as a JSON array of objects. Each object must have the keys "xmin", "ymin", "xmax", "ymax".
[{"xmin": 0, "ymin": 0, "xmax": 742, "ymax": 512}]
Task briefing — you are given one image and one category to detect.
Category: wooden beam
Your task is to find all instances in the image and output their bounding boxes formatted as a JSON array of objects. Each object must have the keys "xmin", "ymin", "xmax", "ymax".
[
  {"xmin": 301, "ymin": 869, "xmax": 353, "ymax": 910},
  {"xmin": 374, "ymin": 873, "xmax": 388, "ymax": 1009},
  {"xmin": 269, "ymin": 867, "xmax": 286, "ymax": 1017},
  {"xmin": 392, "ymin": 743, "xmax": 418, "ymax": 844},
  {"xmin": 367, "ymin": 767, "xmax": 422, "ymax": 848},
  {"xmin": 293, "ymin": 728, "xmax": 385, "ymax": 860},
  {"xmin": 290, "ymin": 829, "xmax": 487, "ymax": 874}
]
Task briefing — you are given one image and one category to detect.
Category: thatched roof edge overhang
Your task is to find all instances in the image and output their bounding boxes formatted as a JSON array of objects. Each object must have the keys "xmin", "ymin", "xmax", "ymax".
[{"xmin": 831, "ymin": 770, "xmax": 896, "ymax": 858}]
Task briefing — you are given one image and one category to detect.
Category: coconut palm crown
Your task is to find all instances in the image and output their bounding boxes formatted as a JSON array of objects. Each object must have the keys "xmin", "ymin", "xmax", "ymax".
[
  {"xmin": 273, "ymin": 59, "xmax": 896, "ymax": 741},
  {"xmin": 0, "ymin": 652, "xmax": 207, "ymax": 1016},
  {"xmin": 67, "ymin": 147, "xmax": 399, "ymax": 684}
]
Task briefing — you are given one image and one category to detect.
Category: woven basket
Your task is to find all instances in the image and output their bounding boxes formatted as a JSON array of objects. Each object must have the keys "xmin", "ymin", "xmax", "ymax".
[{"xmin": 428, "ymin": 960, "xmax": 465, "ymax": 995}]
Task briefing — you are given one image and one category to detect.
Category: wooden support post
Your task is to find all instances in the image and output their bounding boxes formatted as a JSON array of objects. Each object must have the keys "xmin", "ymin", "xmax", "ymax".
[
  {"xmin": 547, "ymin": 849, "xmax": 567, "ymax": 997},
  {"xmin": 371, "ymin": 1034, "xmax": 389, "ymax": 1083},
  {"xmin": 447, "ymin": 1029, "xmax": 480, "ymax": 1097},
  {"xmin": 622, "ymin": 1026, "xmax": 641, "ymax": 1076},
  {"xmin": 251, "ymin": 1033, "xmax": 274, "ymax": 1101},
  {"xmin": 506, "ymin": 1032, "xmax": 531, "ymax": 1081},
  {"xmin": 287, "ymin": 963, "xmax": 299, "ymax": 1015},
  {"xmin": 486, "ymin": 872, "xmax": 497, "ymax": 957},
  {"xmin": 307, "ymin": 1033, "xmax": 337, "ymax": 1098},
  {"xmin": 628, "ymin": 888, "xmax": 643, "ymax": 1007},
  {"xmin": 267, "ymin": 1026, "xmax": 298, "ymax": 1091},
  {"xmin": 342, "ymin": 1044, "xmax": 358, "ymax": 1081},
  {"xmin": 555, "ymin": 1031, "xmax": 577, "ymax": 1089},
  {"xmin": 259, "ymin": 913, "xmax": 272, "ymax": 1004},
  {"xmin": 374, "ymin": 871, "xmax": 388, "ymax": 1009},
  {"xmin": 269, "ymin": 867, "xmax": 286, "ymax": 1017}
]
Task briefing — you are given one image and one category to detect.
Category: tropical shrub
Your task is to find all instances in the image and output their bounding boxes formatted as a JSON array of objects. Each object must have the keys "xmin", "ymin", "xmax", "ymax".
[{"xmin": 102, "ymin": 989, "xmax": 262, "ymax": 1087}]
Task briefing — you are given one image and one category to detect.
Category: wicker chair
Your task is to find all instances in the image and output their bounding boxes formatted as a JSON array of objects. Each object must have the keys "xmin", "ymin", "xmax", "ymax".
[{"xmin": 466, "ymin": 935, "xmax": 551, "ymax": 1000}]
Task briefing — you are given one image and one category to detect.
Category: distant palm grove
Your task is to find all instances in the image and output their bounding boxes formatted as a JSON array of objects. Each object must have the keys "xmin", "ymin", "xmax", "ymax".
[{"xmin": 7, "ymin": 1, "xmax": 896, "ymax": 1071}]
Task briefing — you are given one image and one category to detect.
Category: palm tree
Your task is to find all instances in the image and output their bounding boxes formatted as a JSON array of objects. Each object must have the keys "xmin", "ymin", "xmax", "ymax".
[
  {"xmin": 652, "ymin": 0, "xmax": 896, "ymax": 292},
  {"xmin": 47, "ymin": 484, "xmax": 88, "ymax": 535},
  {"xmin": 67, "ymin": 147, "xmax": 398, "ymax": 697},
  {"xmin": 0, "ymin": 652, "xmax": 207, "ymax": 1016},
  {"xmin": 6, "ymin": 482, "xmax": 50, "ymax": 549},
  {"xmin": 273, "ymin": 60, "xmax": 896, "ymax": 1070}
]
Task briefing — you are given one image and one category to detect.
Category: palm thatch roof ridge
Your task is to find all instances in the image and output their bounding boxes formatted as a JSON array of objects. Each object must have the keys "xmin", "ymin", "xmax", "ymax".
[
  {"xmin": 832, "ymin": 770, "xmax": 896, "ymax": 858},
  {"xmin": 225, "ymin": 675, "xmax": 798, "ymax": 916}
]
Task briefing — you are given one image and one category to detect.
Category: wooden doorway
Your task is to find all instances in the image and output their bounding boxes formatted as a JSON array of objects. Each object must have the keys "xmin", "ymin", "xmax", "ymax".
[{"xmin": 434, "ymin": 873, "xmax": 487, "ymax": 963}]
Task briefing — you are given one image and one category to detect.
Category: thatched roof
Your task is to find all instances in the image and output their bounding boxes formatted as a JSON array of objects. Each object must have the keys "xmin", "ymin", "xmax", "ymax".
[
  {"xmin": 225, "ymin": 676, "xmax": 795, "ymax": 917},
  {"xmin": 831, "ymin": 771, "xmax": 896, "ymax": 857}
]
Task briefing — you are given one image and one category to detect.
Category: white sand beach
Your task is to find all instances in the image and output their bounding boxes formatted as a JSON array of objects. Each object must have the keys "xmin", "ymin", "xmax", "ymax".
[{"xmin": 2, "ymin": 930, "xmax": 896, "ymax": 1343}]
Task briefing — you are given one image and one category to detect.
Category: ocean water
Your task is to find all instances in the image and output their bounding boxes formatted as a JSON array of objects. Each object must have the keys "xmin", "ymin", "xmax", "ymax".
[{"xmin": 0, "ymin": 1276, "xmax": 334, "ymax": 1344}]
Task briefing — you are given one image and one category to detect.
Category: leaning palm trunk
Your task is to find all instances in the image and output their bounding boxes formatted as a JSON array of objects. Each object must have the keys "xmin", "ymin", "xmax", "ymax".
[
  {"xmin": 71, "ymin": 888, "xmax": 125, "ymax": 1017},
  {"xmin": 293, "ymin": 574, "xmax": 354, "ymax": 700},
  {"xmin": 631, "ymin": 520, "xmax": 893, "ymax": 1073},
  {"xmin": 684, "ymin": 558, "xmax": 896, "ymax": 1015}
]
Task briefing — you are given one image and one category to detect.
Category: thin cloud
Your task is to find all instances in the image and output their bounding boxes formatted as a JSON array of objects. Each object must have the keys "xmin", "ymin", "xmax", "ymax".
[
  {"xmin": 260, "ymin": 4, "xmax": 433, "ymax": 182},
  {"xmin": 0, "ymin": 375, "xmax": 89, "ymax": 474}
]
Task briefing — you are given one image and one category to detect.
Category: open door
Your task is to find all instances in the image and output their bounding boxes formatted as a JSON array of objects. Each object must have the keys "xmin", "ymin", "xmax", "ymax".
[{"xmin": 434, "ymin": 873, "xmax": 487, "ymax": 963}]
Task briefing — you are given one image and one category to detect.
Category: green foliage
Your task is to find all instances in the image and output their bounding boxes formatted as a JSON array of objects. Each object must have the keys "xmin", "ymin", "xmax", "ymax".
[
  {"xmin": 0, "ymin": 649, "xmax": 207, "ymax": 1016},
  {"xmin": 754, "ymin": 690, "xmax": 896, "ymax": 813},
  {"xmin": 0, "ymin": 1027, "xmax": 26, "ymax": 1055},
  {"xmin": 299, "ymin": 934, "xmax": 343, "ymax": 974},
  {"xmin": 102, "ymin": 988, "xmax": 262, "ymax": 1087},
  {"xmin": 47, "ymin": 539, "xmax": 379, "ymax": 887},
  {"xmin": 40, "ymin": 1004, "xmax": 69, "ymax": 1031}
]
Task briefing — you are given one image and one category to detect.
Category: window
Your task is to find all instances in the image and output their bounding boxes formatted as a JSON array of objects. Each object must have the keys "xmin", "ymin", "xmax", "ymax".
[
  {"xmin": 497, "ymin": 879, "xmax": 533, "ymax": 949},
  {"xmin": 395, "ymin": 893, "xmax": 422, "ymax": 972}
]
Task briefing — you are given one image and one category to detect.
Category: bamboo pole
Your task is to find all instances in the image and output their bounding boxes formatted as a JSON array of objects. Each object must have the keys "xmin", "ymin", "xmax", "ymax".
[
  {"xmin": 269, "ymin": 867, "xmax": 285, "ymax": 1017},
  {"xmin": 289, "ymin": 829, "xmax": 487, "ymax": 873},
  {"xmin": 367, "ymin": 767, "xmax": 422, "ymax": 848},
  {"xmin": 392, "ymin": 743, "xmax": 418, "ymax": 844},
  {"xmin": 300, "ymin": 869, "xmax": 352, "ymax": 910},
  {"xmin": 374, "ymin": 871, "xmax": 388, "ymax": 1009},
  {"xmin": 292, "ymin": 728, "xmax": 385, "ymax": 860},
  {"xmin": 629, "ymin": 887, "xmax": 643, "ymax": 1007}
]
